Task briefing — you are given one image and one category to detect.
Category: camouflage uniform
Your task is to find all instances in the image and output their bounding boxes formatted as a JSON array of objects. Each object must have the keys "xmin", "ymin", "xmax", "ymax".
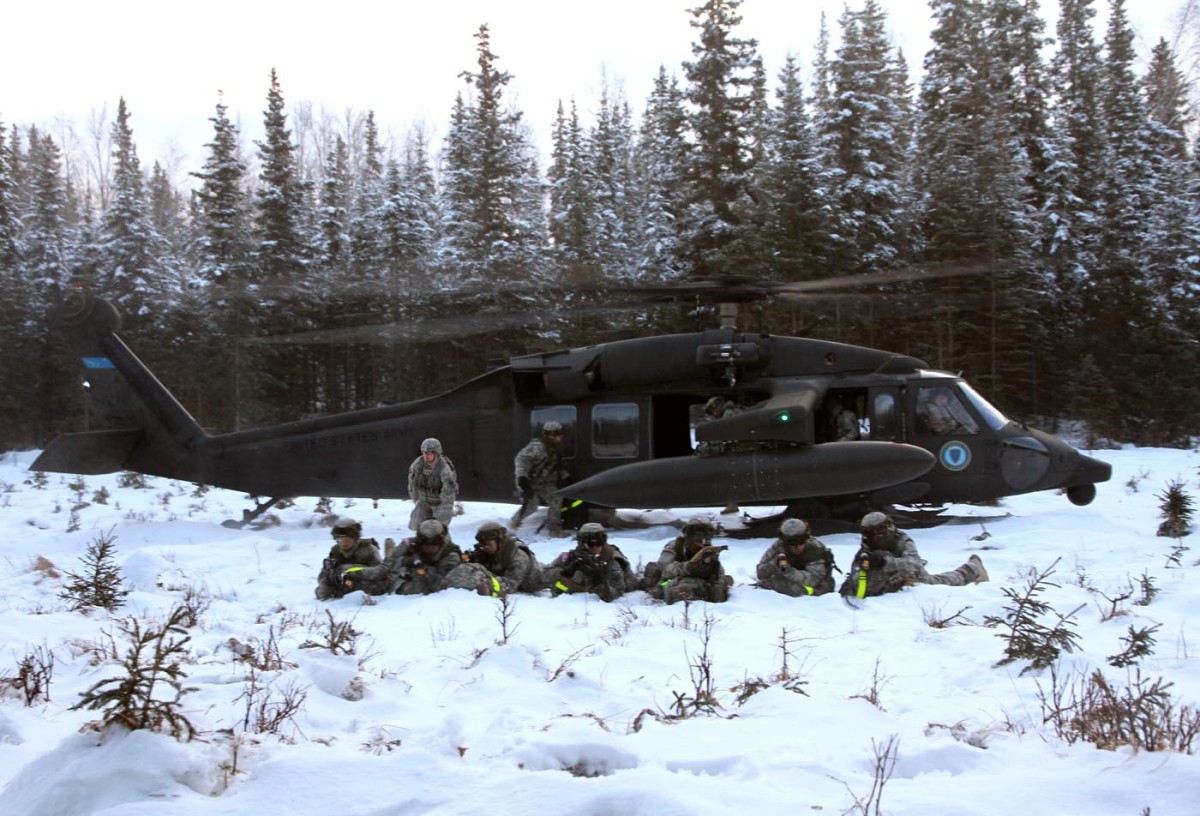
[
  {"xmin": 755, "ymin": 519, "xmax": 836, "ymax": 597},
  {"xmin": 646, "ymin": 518, "xmax": 730, "ymax": 604},
  {"xmin": 839, "ymin": 512, "xmax": 987, "ymax": 598},
  {"xmin": 385, "ymin": 520, "xmax": 466, "ymax": 595},
  {"xmin": 544, "ymin": 523, "xmax": 634, "ymax": 602},
  {"xmin": 315, "ymin": 519, "xmax": 390, "ymax": 600},
  {"xmin": 510, "ymin": 422, "xmax": 567, "ymax": 535},
  {"xmin": 407, "ymin": 438, "xmax": 458, "ymax": 530},
  {"xmin": 444, "ymin": 522, "xmax": 544, "ymax": 597},
  {"xmin": 695, "ymin": 396, "xmax": 737, "ymax": 456},
  {"xmin": 829, "ymin": 404, "xmax": 860, "ymax": 441}
]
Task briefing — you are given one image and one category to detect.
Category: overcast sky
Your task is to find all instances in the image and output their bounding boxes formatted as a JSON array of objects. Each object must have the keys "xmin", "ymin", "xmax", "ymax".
[{"xmin": 2, "ymin": 0, "xmax": 1187, "ymax": 171}]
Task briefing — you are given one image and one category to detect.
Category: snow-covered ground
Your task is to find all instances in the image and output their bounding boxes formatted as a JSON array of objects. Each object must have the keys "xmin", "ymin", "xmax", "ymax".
[{"xmin": 0, "ymin": 446, "xmax": 1196, "ymax": 815}]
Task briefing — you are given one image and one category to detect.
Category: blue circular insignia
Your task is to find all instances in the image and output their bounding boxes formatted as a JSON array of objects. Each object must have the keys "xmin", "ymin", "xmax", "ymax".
[{"xmin": 939, "ymin": 441, "xmax": 971, "ymax": 471}]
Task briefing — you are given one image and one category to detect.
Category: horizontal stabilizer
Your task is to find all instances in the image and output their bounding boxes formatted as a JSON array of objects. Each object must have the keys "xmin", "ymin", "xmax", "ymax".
[{"xmin": 31, "ymin": 429, "xmax": 141, "ymax": 475}]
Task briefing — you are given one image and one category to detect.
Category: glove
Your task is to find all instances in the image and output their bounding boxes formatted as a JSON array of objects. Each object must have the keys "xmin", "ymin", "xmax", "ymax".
[
  {"xmin": 690, "ymin": 545, "xmax": 717, "ymax": 563},
  {"xmin": 869, "ymin": 551, "xmax": 887, "ymax": 569},
  {"xmin": 476, "ymin": 577, "xmax": 503, "ymax": 597},
  {"xmin": 518, "ymin": 475, "xmax": 532, "ymax": 495},
  {"xmin": 776, "ymin": 555, "xmax": 790, "ymax": 570}
]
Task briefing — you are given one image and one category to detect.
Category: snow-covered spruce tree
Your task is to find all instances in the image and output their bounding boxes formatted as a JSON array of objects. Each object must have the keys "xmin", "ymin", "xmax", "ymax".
[
  {"xmin": 634, "ymin": 66, "xmax": 691, "ymax": 283},
  {"xmin": 680, "ymin": 0, "xmax": 766, "ymax": 278},
  {"xmin": 440, "ymin": 24, "xmax": 547, "ymax": 294},
  {"xmin": 818, "ymin": 0, "xmax": 913, "ymax": 282}
]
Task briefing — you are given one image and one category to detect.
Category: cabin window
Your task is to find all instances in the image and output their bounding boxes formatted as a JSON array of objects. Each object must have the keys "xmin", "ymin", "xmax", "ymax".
[
  {"xmin": 915, "ymin": 386, "xmax": 979, "ymax": 435},
  {"xmin": 530, "ymin": 406, "xmax": 577, "ymax": 458},
  {"xmin": 592, "ymin": 403, "xmax": 640, "ymax": 459},
  {"xmin": 871, "ymin": 392, "xmax": 897, "ymax": 440}
]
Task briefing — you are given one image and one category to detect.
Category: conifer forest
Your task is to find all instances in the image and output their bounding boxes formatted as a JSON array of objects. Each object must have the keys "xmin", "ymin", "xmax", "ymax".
[{"xmin": 1, "ymin": 0, "xmax": 1198, "ymax": 451}]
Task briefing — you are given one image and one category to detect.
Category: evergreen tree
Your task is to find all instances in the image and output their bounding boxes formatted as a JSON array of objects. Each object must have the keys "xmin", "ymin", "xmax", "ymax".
[
  {"xmin": 757, "ymin": 55, "xmax": 830, "ymax": 285},
  {"xmin": 349, "ymin": 111, "xmax": 386, "ymax": 283},
  {"xmin": 254, "ymin": 68, "xmax": 308, "ymax": 287},
  {"xmin": 590, "ymin": 87, "xmax": 641, "ymax": 285},
  {"xmin": 317, "ymin": 134, "xmax": 350, "ymax": 273},
  {"xmin": 97, "ymin": 98, "xmax": 161, "ymax": 339},
  {"xmin": 821, "ymin": 0, "xmax": 913, "ymax": 280},
  {"xmin": 635, "ymin": 66, "xmax": 691, "ymax": 282},
  {"xmin": 909, "ymin": 0, "xmax": 1044, "ymax": 410},
  {"xmin": 548, "ymin": 99, "xmax": 599, "ymax": 285},
  {"xmin": 189, "ymin": 97, "xmax": 253, "ymax": 430},
  {"xmin": 680, "ymin": 0, "xmax": 765, "ymax": 277},
  {"xmin": 1040, "ymin": 0, "xmax": 1107, "ymax": 420},
  {"xmin": 440, "ymin": 25, "xmax": 547, "ymax": 291}
]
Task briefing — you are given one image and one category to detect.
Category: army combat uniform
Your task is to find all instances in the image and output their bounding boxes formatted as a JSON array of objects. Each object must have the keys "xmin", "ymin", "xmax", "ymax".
[
  {"xmin": 386, "ymin": 520, "xmax": 465, "ymax": 595},
  {"xmin": 839, "ymin": 512, "xmax": 987, "ymax": 598},
  {"xmin": 510, "ymin": 422, "xmax": 568, "ymax": 535},
  {"xmin": 315, "ymin": 521, "xmax": 390, "ymax": 600},
  {"xmin": 646, "ymin": 518, "xmax": 730, "ymax": 604},
  {"xmin": 755, "ymin": 533, "xmax": 836, "ymax": 597},
  {"xmin": 544, "ymin": 523, "xmax": 634, "ymax": 602},
  {"xmin": 407, "ymin": 439, "xmax": 458, "ymax": 530},
  {"xmin": 443, "ymin": 522, "xmax": 544, "ymax": 597}
]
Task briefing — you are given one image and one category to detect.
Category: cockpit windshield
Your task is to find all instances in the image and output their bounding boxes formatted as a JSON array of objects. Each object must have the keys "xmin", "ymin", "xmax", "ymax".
[{"xmin": 957, "ymin": 381, "xmax": 1009, "ymax": 431}]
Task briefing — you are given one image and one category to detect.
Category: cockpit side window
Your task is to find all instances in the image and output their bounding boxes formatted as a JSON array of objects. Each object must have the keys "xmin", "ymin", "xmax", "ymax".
[{"xmin": 915, "ymin": 386, "xmax": 979, "ymax": 435}]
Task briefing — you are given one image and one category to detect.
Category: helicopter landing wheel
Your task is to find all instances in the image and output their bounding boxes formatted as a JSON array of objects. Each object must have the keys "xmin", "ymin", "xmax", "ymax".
[{"xmin": 1067, "ymin": 484, "xmax": 1097, "ymax": 506}]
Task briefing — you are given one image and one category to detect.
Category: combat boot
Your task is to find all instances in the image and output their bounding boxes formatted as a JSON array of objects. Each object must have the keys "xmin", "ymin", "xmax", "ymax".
[{"xmin": 967, "ymin": 554, "xmax": 988, "ymax": 583}]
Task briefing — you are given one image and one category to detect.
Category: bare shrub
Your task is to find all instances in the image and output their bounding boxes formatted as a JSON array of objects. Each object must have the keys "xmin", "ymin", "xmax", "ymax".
[
  {"xmin": 1, "ymin": 644, "xmax": 55, "ymax": 705},
  {"xmin": 1037, "ymin": 666, "xmax": 1200, "ymax": 754},
  {"xmin": 300, "ymin": 609, "xmax": 362, "ymax": 655}
]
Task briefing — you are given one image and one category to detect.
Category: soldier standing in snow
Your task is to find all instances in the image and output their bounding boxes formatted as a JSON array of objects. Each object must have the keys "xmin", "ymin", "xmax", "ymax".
[
  {"xmin": 407, "ymin": 437, "xmax": 458, "ymax": 531},
  {"xmin": 510, "ymin": 420, "xmax": 569, "ymax": 537},
  {"xmin": 755, "ymin": 518, "xmax": 837, "ymax": 597},
  {"xmin": 839, "ymin": 511, "xmax": 988, "ymax": 599}
]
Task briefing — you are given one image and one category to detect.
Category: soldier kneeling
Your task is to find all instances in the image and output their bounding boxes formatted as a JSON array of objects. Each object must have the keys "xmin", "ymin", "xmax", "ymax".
[{"xmin": 645, "ymin": 517, "xmax": 732, "ymax": 603}]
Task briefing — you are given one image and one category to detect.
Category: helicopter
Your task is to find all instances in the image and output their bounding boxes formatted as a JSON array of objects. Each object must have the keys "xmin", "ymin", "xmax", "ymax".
[{"xmin": 31, "ymin": 281, "xmax": 1111, "ymax": 529}]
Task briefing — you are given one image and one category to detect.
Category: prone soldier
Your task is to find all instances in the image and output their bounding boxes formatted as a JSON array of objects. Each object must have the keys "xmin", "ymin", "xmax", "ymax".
[
  {"xmin": 754, "ymin": 518, "xmax": 837, "ymax": 597},
  {"xmin": 545, "ymin": 523, "xmax": 634, "ymax": 602},
  {"xmin": 442, "ymin": 521, "xmax": 544, "ymax": 597},
  {"xmin": 315, "ymin": 518, "xmax": 391, "ymax": 600},
  {"xmin": 839, "ymin": 511, "xmax": 988, "ymax": 600},
  {"xmin": 386, "ymin": 519, "xmax": 465, "ymax": 595}
]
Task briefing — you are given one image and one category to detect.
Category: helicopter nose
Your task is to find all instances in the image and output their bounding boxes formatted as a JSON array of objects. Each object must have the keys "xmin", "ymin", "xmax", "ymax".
[
  {"xmin": 1063, "ymin": 452, "xmax": 1112, "ymax": 505},
  {"xmin": 998, "ymin": 431, "xmax": 1111, "ymax": 500}
]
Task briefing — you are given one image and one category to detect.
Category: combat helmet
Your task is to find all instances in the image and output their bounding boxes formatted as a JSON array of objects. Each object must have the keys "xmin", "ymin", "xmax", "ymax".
[
  {"xmin": 331, "ymin": 517, "xmax": 362, "ymax": 539},
  {"xmin": 780, "ymin": 518, "xmax": 810, "ymax": 543},
  {"xmin": 682, "ymin": 516, "xmax": 716, "ymax": 541},
  {"xmin": 704, "ymin": 396, "xmax": 727, "ymax": 417},
  {"xmin": 860, "ymin": 511, "xmax": 896, "ymax": 545},
  {"xmin": 475, "ymin": 521, "xmax": 506, "ymax": 544},
  {"xmin": 577, "ymin": 522, "xmax": 608, "ymax": 548},
  {"xmin": 542, "ymin": 420, "xmax": 564, "ymax": 435},
  {"xmin": 416, "ymin": 519, "xmax": 447, "ymax": 547},
  {"xmin": 420, "ymin": 438, "xmax": 443, "ymax": 454}
]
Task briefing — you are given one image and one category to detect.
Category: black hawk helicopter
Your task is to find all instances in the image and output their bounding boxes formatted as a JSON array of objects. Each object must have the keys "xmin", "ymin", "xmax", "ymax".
[{"xmin": 31, "ymin": 279, "xmax": 1110, "ymax": 528}]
